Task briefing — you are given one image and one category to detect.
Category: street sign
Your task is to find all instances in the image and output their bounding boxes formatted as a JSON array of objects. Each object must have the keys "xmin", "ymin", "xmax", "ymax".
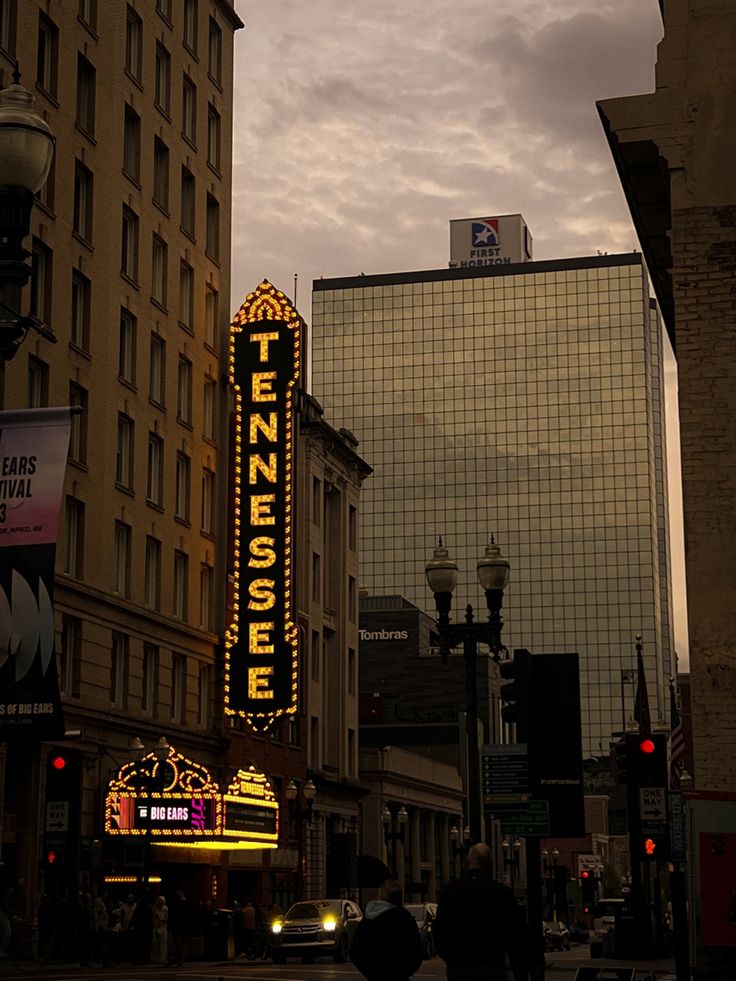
[
  {"xmin": 640, "ymin": 786, "xmax": 666, "ymax": 822},
  {"xmin": 670, "ymin": 790, "xmax": 686, "ymax": 860},
  {"xmin": 482, "ymin": 744, "xmax": 529, "ymax": 803},
  {"xmin": 493, "ymin": 800, "xmax": 550, "ymax": 835},
  {"xmin": 45, "ymin": 800, "xmax": 69, "ymax": 832}
]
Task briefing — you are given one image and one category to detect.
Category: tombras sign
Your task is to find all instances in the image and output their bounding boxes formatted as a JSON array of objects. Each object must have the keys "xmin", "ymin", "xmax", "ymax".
[
  {"xmin": 226, "ymin": 281, "xmax": 301, "ymax": 732},
  {"xmin": 105, "ymin": 745, "xmax": 278, "ymax": 850}
]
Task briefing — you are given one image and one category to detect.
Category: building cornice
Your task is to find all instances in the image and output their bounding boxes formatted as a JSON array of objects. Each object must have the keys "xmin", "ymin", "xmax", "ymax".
[{"xmin": 213, "ymin": 0, "xmax": 245, "ymax": 31}]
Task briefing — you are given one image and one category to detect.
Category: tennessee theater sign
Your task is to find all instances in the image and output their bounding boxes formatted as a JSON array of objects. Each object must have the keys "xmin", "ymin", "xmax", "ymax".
[{"xmin": 226, "ymin": 281, "xmax": 300, "ymax": 731}]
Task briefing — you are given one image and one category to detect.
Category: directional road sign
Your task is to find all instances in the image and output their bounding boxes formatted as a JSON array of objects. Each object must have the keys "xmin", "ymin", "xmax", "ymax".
[
  {"xmin": 482, "ymin": 744, "xmax": 529, "ymax": 803},
  {"xmin": 46, "ymin": 800, "xmax": 69, "ymax": 832},
  {"xmin": 640, "ymin": 786, "xmax": 666, "ymax": 822}
]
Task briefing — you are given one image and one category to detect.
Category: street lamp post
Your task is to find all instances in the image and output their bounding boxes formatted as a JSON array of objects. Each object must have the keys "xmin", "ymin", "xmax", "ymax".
[
  {"xmin": 503, "ymin": 837, "xmax": 522, "ymax": 895},
  {"xmin": 426, "ymin": 537, "xmax": 510, "ymax": 844},
  {"xmin": 381, "ymin": 804, "xmax": 408, "ymax": 879},
  {"xmin": 285, "ymin": 779, "xmax": 317, "ymax": 900},
  {"xmin": 0, "ymin": 69, "xmax": 56, "ymax": 365},
  {"xmin": 450, "ymin": 824, "xmax": 470, "ymax": 879},
  {"xmin": 542, "ymin": 847, "xmax": 559, "ymax": 920}
]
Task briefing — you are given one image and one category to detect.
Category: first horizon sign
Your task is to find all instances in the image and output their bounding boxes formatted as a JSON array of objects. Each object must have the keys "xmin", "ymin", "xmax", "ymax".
[{"xmin": 225, "ymin": 282, "xmax": 301, "ymax": 732}]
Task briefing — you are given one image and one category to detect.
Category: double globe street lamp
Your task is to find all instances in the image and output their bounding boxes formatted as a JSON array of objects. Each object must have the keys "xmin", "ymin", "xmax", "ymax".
[{"xmin": 425, "ymin": 536, "xmax": 511, "ymax": 844}]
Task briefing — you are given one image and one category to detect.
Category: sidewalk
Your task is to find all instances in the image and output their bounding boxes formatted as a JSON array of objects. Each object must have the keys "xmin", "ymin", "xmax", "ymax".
[{"xmin": 546, "ymin": 950, "xmax": 677, "ymax": 977}]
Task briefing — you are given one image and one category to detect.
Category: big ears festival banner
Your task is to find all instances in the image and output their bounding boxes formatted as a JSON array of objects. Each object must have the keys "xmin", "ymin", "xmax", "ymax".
[{"xmin": 0, "ymin": 407, "xmax": 72, "ymax": 739}]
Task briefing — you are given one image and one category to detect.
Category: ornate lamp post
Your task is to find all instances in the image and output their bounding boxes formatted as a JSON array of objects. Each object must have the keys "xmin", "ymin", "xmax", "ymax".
[
  {"xmin": 543, "ymin": 847, "xmax": 559, "ymax": 920},
  {"xmin": 285, "ymin": 779, "xmax": 317, "ymax": 900},
  {"xmin": 503, "ymin": 837, "xmax": 522, "ymax": 895},
  {"xmin": 381, "ymin": 804, "xmax": 408, "ymax": 878},
  {"xmin": 425, "ymin": 537, "xmax": 511, "ymax": 843},
  {"xmin": 0, "ymin": 69, "xmax": 56, "ymax": 363}
]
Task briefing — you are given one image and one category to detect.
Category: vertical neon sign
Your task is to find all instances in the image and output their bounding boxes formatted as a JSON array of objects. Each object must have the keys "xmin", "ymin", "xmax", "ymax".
[{"xmin": 226, "ymin": 281, "xmax": 300, "ymax": 730}]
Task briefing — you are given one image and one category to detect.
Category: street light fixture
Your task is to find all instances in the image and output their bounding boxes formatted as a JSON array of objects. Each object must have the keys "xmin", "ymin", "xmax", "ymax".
[
  {"xmin": 285, "ymin": 779, "xmax": 318, "ymax": 900},
  {"xmin": 426, "ymin": 536, "xmax": 511, "ymax": 843},
  {"xmin": 543, "ymin": 847, "xmax": 560, "ymax": 920},
  {"xmin": 382, "ymin": 804, "xmax": 408, "ymax": 876},
  {"xmin": 0, "ymin": 69, "xmax": 56, "ymax": 362},
  {"xmin": 503, "ymin": 837, "xmax": 522, "ymax": 895}
]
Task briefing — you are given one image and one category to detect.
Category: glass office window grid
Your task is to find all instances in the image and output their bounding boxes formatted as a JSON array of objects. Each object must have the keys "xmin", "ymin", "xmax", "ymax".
[{"xmin": 312, "ymin": 256, "xmax": 673, "ymax": 755}]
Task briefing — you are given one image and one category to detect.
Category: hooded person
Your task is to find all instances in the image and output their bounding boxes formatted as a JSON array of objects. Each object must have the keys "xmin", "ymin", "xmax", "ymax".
[{"xmin": 350, "ymin": 880, "xmax": 423, "ymax": 981}]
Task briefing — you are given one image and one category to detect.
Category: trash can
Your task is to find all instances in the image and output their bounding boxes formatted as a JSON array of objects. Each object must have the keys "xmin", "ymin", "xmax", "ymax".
[{"xmin": 204, "ymin": 908, "xmax": 235, "ymax": 961}]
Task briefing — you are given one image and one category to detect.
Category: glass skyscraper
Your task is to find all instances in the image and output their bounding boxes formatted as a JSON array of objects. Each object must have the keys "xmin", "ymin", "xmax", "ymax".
[{"xmin": 311, "ymin": 253, "xmax": 674, "ymax": 757}]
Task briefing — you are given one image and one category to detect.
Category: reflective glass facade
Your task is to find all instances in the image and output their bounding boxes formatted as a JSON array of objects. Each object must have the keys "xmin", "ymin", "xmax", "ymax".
[{"xmin": 312, "ymin": 254, "xmax": 673, "ymax": 756}]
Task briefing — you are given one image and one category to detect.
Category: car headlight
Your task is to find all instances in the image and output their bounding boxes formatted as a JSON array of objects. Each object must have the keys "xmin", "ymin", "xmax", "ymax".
[
  {"xmin": 322, "ymin": 917, "xmax": 337, "ymax": 932},
  {"xmin": 271, "ymin": 921, "xmax": 283, "ymax": 935}
]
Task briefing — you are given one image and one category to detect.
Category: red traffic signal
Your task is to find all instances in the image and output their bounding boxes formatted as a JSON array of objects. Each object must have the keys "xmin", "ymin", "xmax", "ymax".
[
  {"xmin": 581, "ymin": 870, "xmax": 590, "ymax": 879},
  {"xmin": 46, "ymin": 850, "xmax": 57, "ymax": 864},
  {"xmin": 639, "ymin": 738, "xmax": 655, "ymax": 754},
  {"xmin": 51, "ymin": 754, "xmax": 66, "ymax": 770},
  {"xmin": 644, "ymin": 838, "xmax": 656, "ymax": 856}
]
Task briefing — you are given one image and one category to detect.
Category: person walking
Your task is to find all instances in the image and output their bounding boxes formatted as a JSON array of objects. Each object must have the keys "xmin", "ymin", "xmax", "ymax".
[
  {"xmin": 168, "ymin": 891, "xmax": 190, "ymax": 967},
  {"xmin": 350, "ymin": 879, "xmax": 423, "ymax": 981},
  {"xmin": 151, "ymin": 896, "xmax": 168, "ymax": 965},
  {"xmin": 434, "ymin": 842, "xmax": 529, "ymax": 981}
]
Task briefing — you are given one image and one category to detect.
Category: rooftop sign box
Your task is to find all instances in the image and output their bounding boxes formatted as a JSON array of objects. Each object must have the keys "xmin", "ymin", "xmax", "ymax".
[
  {"xmin": 449, "ymin": 214, "xmax": 533, "ymax": 268},
  {"xmin": 227, "ymin": 281, "xmax": 301, "ymax": 731}
]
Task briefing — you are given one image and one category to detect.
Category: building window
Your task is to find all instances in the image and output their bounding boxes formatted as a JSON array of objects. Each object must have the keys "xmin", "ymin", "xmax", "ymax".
[
  {"xmin": 110, "ymin": 632, "xmax": 128, "ymax": 707},
  {"xmin": 149, "ymin": 333, "xmax": 165, "ymax": 405},
  {"xmin": 182, "ymin": 75, "xmax": 196, "ymax": 144},
  {"xmin": 349, "ymin": 576, "xmax": 357, "ymax": 622},
  {"xmin": 206, "ymin": 194, "xmax": 219, "ymax": 260},
  {"xmin": 125, "ymin": 6, "xmax": 142, "ymax": 81},
  {"xmin": 310, "ymin": 716, "xmax": 320, "ymax": 770},
  {"xmin": 199, "ymin": 565, "xmax": 213, "ymax": 631},
  {"xmin": 28, "ymin": 356, "xmax": 48, "ymax": 408},
  {"xmin": 114, "ymin": 521, "xmax": 131, "ymax": 597},
  {"xmin": 76, "ymin": 54, "xmax": 96, "ymax": 136},
  {"xmin": 153, "ymin": 138, "xmax": 169, "ymax": 211},
  {"xmin": 349, "ymin": 504, "xmax": 357, "ymax": 551},
  {"xmin": 175, "ymin": 452, "xmax": 190, "ymax": 522},
  {"xmin": 177, "ymin": 356, "xmax": 192, "ymax": 424},
  {"xmin": 171, "ymin": 652, "xmax": 185, "ymax": 722},
  {"xmin": 147, "ymin": 433, "xmax": 163, "ymax": 506},
  {"xmin": 119, "ymin": 307, "xmax": 136, "ymax": 385},
  {"xmin": 78, "ymin": 0, "xmax": 97, "ymax": 32},
  {"xmin": 123, "ymin": 104, "xmax": 141, "ymax": 182},
  {"xmin": 151, "ymin": 235, "xmax": 167, "ymax": 308},
  {"xmin": 205, "ymin": 286, "xmax": 218, "ymax": 349},
  {"xmin": 70, "ymin": 270, "xmax": 91, "ymax": 352},
  {"xmin": 180, "ymin": 167, "xmax": 195, "ymax": 237},
  {"xmin": 30, "ymin": 238, "xmax": 52, "ymax": 323},
  {"xmin": 208, "ymin": 17, "xmax": 221, "ymax": 83},
  {"xmin": 116, "ymin": 413, "xmax": 134, "ymax": 490},
  {"xmin": 68, "ymin": 383, "xmax": 88, "ymax": 464},
  {"xmin": 142, "ymin": 643, "xmax": 157, "ymax": 715},
  {"xmin": 179, "ymin": 261, "xmax": 193, "ymax": 329},
  {"xmin": 201, "ymin": 469, "xmax": 214, "ymax": 535},
  {"xmin": 0, "ymin": 0, "xmax": 17, "ymax": 56},
  {"xmin": 173, "ymin": 551, "xmax": 189, "ymax": 620},
  {"xmin": 312, "ymin": 552, "xmax": 320, "ymax": 603},
  {"xmin": 207, "ymin": 104, "xmax": 220, "ymax": 171},
  {"xmin": 311, "ymin": 630, "xmax": 320, "ymax": 682},
  {"xmin": 60, "ymin": 616, "xmax": 81, "ymax": 697},
  {"xmin": 183, "ymin": 0, "xmax": 197, "ymax": 53},
  {"xmin": 156, "ymin": 0, "xmax": 171, "ymax": 20},
  {"xmin": 64, "ymin": 497, "xmax": 85, "ymax": 578},
  {"xmin": 36, "ymin": 13, "xmax": 58, "ymax": 98},
  {"xmin": 121, "ymin": 206, "xmax": 139, "ymax": 282},
  {"xmin": 348, "ymin": 647, "xmax": 356, "ymax": 695},
  {"xmin": 155, "ymin": 42, "xmax": 171, "ymax": 114},
  {"xmin": 73, "ymin": 162, "xmax": 94, "ymax": 241},
  {"xmin": 203, "ymin": 377, "xmax": 216, "ymax": 441},
  {"xmin": 312, "ymin": 477, "xmax": 321, "ymax": 526},
  {"xmin": 144, "ymin": 536, "xmax": 161, "ymax": 609},
  {"xmin": 35, "ymin": 153, "xmax": 55, "ymax": 212},
  {"xmin": 198, "ymin": 664, "xmax": 211, "ymax": 727},
  {"xmin": 348, "ymin": 728, "xmax": 356, "ymax": 777}
]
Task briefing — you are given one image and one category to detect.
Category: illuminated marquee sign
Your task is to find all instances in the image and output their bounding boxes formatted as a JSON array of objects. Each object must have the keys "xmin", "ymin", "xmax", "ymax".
[
  {"xmin": 226, "ymin": 280, "xmax": 300, "ymax": 731},
  {"xmin": 105, "ymin": 750, "xmax": 278, "ymax": 850}
]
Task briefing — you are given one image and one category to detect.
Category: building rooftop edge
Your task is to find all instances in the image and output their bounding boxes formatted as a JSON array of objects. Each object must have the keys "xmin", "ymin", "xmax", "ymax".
[{"xmin": 313, "ymin": 251, "xmax": 643, "ymax": 291}]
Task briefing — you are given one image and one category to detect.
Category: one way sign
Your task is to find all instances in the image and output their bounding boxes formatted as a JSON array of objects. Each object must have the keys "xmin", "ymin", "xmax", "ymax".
[
  {"xmin": 45, "ymin": 800, "xmax": 69, "ymax": 832},
  {"xmin": 640, "ymin": 787, "xmax": 666, "ymax": 822}
]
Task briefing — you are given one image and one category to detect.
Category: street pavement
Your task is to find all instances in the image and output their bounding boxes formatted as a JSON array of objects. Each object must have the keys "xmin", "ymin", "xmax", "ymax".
[{"xmin": 0, "ymin": 947, "xmax": 677, "ymax": 981}]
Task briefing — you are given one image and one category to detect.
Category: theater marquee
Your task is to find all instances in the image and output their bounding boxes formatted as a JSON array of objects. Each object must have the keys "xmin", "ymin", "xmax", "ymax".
[{"xmin": 226, "ymin": 281, "xmax": 301, "ymax": 731}]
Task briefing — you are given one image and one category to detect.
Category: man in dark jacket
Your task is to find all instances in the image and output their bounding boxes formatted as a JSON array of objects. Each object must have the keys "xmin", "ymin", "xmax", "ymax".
[
  {"xmin": 350, "ymin": 880, "xmax": 423, "ymax": 981},
  {"xmin": 434, "ymin": 843, "xmax": 528, "ymax": 981}
]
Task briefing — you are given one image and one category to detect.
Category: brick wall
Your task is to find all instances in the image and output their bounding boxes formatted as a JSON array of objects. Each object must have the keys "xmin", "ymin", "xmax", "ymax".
[{"xmin": 672, "ymin": 204, "xmax": 736, "ymax": 791}]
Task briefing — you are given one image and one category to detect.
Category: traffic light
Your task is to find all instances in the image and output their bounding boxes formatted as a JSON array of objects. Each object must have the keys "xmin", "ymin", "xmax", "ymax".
[
  {"xmin": 45, "ymin": 748, "xmax": 82, "ymax": 816},
  {"xmin": 498, "ymin": 648, "xmax": 531, "ymax": 735},
  {"xmin": 637, "ymin": 732, "xmax": 668, "ymax": 787},
  {"xmin": 580, "ymin": 870, "xmax": 597, "ymax": 912}
]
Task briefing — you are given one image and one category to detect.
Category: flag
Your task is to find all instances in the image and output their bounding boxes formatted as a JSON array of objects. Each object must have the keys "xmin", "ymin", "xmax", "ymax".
[
  {"xmin": 669, "ymin": 680, "xmax": 686, "ymax": 789},
  {"xmin": 633, "ymin": 636, "xmax": 651, "ymax": 738}
]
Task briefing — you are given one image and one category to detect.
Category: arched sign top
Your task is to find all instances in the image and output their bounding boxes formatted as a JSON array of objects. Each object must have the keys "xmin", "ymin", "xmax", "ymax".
[
  {"xmin": 108, "ymin": 746, "xmax": 219, "ymax": 796},
  {"xmin": 225, "ymin": 766, "xmax": 277, "ymax": 803}
]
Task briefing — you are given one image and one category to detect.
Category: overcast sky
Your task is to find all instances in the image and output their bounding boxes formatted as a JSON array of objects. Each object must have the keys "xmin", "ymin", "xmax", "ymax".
[{"xmin": 229, "ymin": 0, "xmax": 689, "ymax": 667}]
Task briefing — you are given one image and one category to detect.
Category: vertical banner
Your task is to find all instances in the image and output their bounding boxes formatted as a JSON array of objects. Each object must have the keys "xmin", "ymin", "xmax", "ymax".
[
  {"xmin": 226, "ymin": 281, "xmax": 300, "ymax": 731},
  {"xmin": 0, "ymin": 407, "xmax": 71, "ymax": 739}
]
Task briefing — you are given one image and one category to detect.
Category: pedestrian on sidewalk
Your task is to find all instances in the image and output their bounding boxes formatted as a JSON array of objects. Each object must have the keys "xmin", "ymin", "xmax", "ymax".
[
  {"xmin": 350, "ymin": 879, "xmax": 423, "ymax": 981},
  {"xmin": 434, "ymin": 842, "xmax": 529, "ymax": 981}
]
